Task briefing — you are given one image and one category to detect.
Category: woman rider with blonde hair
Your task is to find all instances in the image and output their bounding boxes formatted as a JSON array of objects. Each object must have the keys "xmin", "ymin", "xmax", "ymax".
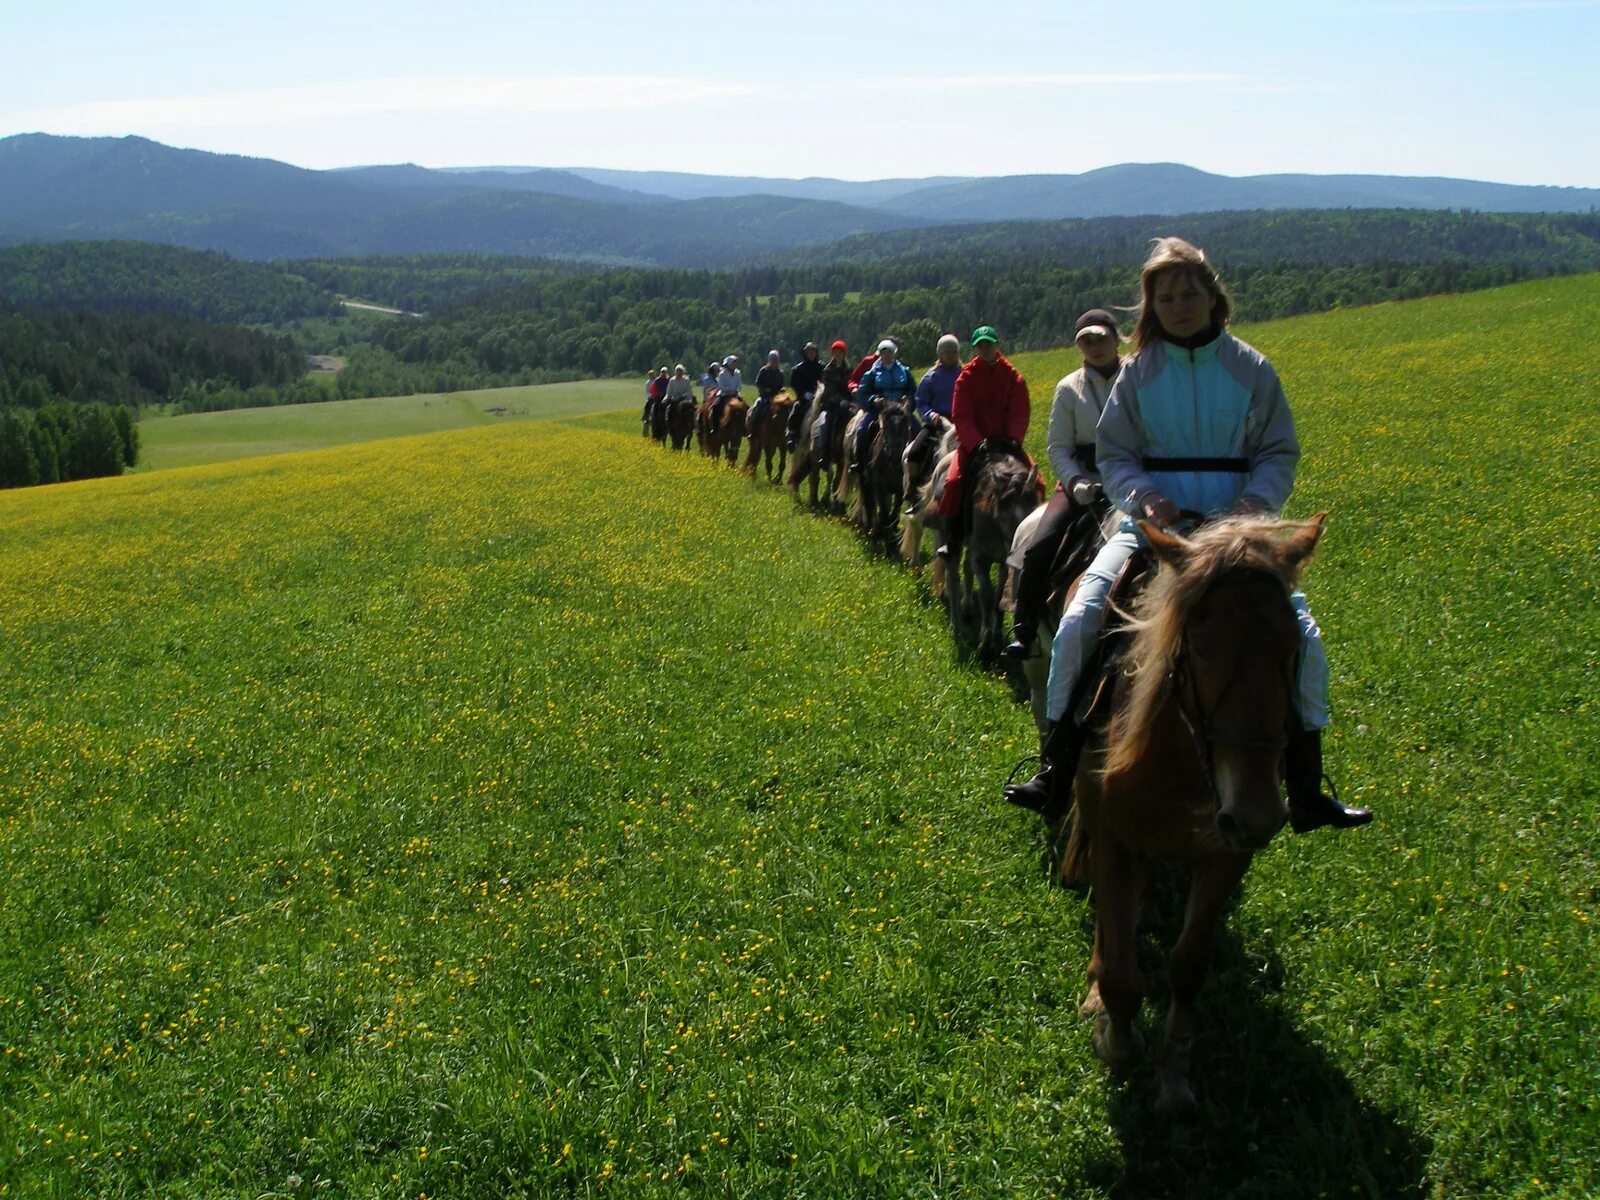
[{"xmin": 1004, "ymin": 237, "xmax": 1371, "ymax": 834}]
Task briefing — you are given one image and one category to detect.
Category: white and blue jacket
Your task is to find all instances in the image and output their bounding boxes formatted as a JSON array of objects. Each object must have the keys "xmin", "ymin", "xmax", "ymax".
[{"xmin": 1096, "ymin": 332, "xmax": 1299, "ymax": 521}]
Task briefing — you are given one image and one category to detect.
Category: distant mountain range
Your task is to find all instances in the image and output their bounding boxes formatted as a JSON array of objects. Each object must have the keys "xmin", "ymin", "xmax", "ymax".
[
  {"xmin": 3, "ymin": 134, "xmax": 1597, "ymax": 266},
  {"xmin": 558, "ymin": 163, "xmax": 1600, "ymax": 221}
]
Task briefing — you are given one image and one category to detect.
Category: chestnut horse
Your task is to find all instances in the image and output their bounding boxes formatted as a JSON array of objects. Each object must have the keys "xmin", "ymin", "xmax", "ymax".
[
  {"xmin": 1065, "ymin": 514, "xmax": 1325, "ymax": 1114},
  {"xmin": 697, "ymin": 394, "xmax": 747, "ymax": 463},
  {"xmin": 711, "ymin": 398, "xmax": 747, "ymax": 464},
  {"xmin": 743, "ymin": 393, "xmax": 795, "ymax": 482}
]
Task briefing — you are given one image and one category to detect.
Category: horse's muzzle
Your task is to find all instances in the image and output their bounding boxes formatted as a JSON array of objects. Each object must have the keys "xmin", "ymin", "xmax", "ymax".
[{"xmin": 1214, "ymin": 805, "xmax": 1287, "ymax": 852}]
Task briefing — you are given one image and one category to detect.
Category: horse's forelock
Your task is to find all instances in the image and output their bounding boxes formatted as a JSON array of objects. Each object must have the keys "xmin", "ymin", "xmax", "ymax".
[
  {"xmin": 1105, "ymin": 516, "xmax": 1314, "ymax": 775},
  {"xmin": 974, "ymin": 455, "xmax": 1034, "ymax": 512}
]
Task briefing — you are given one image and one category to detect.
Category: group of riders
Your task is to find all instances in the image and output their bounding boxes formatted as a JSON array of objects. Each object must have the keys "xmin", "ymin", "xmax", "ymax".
[{"xmin": 642, "ymin": 237, "xmax": 1374, "ymax": 842}]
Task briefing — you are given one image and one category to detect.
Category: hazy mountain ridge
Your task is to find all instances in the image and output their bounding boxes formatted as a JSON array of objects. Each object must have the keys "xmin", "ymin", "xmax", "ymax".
[
  {"xmin": 0, "ymin": 135, "xmax": 929, "ymax": 263},
  {"xmin": 878, "ymin": 163, "xmax": 1600, "ymax": 220},
  {"xmin": 3, "ymin": 135, "xmax": 1597, "ymax": 268}
]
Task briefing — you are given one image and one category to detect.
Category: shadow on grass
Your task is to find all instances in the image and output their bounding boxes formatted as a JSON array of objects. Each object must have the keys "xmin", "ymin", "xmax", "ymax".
[{"xmin": 1053, "ymin": 864, "xmax": 1430, "ymax": 1199}]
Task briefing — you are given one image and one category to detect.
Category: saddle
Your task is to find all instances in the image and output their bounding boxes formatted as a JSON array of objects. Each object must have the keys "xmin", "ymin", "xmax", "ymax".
[{"xmin": 1044, "ymin": 495, "xmax": 1113, "ymax": 611}]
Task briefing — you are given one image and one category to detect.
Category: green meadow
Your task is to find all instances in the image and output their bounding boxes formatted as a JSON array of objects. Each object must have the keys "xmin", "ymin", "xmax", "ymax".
[
  {"xmin": 136, "ymin": 378, "xmax": 643, "ymax": 472},
  {"xmin": 1, "ymin": 276, "xmax": 1596, "ymax": 1197}
]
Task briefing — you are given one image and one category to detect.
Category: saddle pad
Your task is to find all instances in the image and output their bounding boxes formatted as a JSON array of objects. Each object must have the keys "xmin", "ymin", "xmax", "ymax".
[{"xmin": 1071, "ymin": 546, "xmax": 1154, "ymax": 732}]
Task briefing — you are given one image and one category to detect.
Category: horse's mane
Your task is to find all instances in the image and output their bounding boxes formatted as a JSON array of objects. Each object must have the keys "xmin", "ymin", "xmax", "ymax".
[
  {"xmin": 973, "ymin": 454, "xmax": 1036, "ymax": 516},
  {"xmin": 1104, "ymin": 516, "xmax": 1316, "ymax": 776}
]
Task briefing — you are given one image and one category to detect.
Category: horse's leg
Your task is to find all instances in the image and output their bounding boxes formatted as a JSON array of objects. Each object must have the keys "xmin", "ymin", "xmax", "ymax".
[
  {"xmin": 1090, "ymin": 836, "xmax": 1147, "ymax": 1069},
  {"xmin": 1155, "ymin": 852, "xmax": 1252, "ymax": 1115}
]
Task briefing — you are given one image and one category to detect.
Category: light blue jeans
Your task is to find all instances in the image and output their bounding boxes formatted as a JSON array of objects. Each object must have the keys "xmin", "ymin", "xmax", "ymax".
[{"xmin": 1044, "ymin": 530, "xmax": 1330, "ymax": 730}]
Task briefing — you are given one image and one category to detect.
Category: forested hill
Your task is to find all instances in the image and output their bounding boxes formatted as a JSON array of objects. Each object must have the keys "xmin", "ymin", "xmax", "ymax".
[
  {"xmin": 4, "ymin": 210, "xmax": 1599, "ymax": 439},
  {"xmin": 0, "ymin": 242, "xmax": 341, "ymax": 324},
  {"xmin": 565, "ymin": 162, "xmax": 1600, "ymax": 216},
  {"xmin": 872, "ymin": 163, "xmax": 1600, "ymax": 222},
  {"xmin": 314, "ymin": 210, "xmax": 1600, "ymax": 398},
  {"xmin": 780, "ymin": 209, "xmax": 1600, "ymax": 272},
  {"xmin": 5, "ymin": 135, "xmax": 1600, "ymax": 268},
  {"xmin": 0, "ymin": 135, "xmax": 923, "ymax": 264}
]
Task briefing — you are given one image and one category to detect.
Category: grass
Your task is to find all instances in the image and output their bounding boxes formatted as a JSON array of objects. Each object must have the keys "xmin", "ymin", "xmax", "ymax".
[
  {"xmin": 135, "ymin": 378, "xmax": 643, "ymax": 472},
  {"xmin": 1, "ymin": 275, "xmax": 1597, "ymax": 1197}
]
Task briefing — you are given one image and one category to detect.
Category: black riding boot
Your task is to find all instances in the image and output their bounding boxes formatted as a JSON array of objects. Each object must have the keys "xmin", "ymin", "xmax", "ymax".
[
  {"xmin": 1285, "ymin": 727, "xmax": 1373, "ymax": 832},
  {"xmin": 1003, "ymin": 718, "xmax": 1085, "ymax": 821},
  {"xmin": 786, "ymin": 399, "xmax": 808, "ymax": 450},
  {"xmin": 1003, "ymin": 607, "xmax": 1041, "ymax": 660}
]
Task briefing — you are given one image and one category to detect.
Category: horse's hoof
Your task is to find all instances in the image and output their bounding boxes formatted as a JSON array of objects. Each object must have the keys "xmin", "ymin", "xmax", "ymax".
[
  {"xmin": 1155, "ymin": 1076, "xmax": 1198, "ymax": 1117},
  {"xmin": 1093, "ymin": 1015, "xmax": 1145, "ymax": 1069},
  {"xmin": 1079, "ymin": 982, "xmax": 1104, "ymax": 1016}
]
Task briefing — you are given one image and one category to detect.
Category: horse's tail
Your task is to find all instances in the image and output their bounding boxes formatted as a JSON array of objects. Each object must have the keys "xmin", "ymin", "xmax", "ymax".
[
  {"xmin": 786, "ymin": 449, "xmax": 808, "ymax": 491},
  {"xmin": 930, "ymin": 553, "xmax": 947, "ymax": 600},
  {"xmin": 832, "ymin": 461, "xmax": 852, "ymax": 505},
  {"xmin": 900, "ymin": 511, "xmax": 922, "ymax": 561},
  {"xmin": 1060, "ymin": 798, "xmax": 1091, "ymax": 888}
]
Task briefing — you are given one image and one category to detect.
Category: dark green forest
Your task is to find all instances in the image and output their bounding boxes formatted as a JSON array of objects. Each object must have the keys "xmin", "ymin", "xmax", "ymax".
[
  {"xmin": 3, "ymin": 208, "xmax": 1599, "ymax": 487},
  {"xmin": 0, "ymin": 242, "xmax": 340, "ymax": 324},
  {"xmin": 0, "ymin": 306, "xmax": 313, "ymax": 485}
]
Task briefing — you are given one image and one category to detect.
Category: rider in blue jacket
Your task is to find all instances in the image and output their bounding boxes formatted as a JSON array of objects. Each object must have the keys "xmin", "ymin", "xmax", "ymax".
[
  {"xmin": 903, "ymin": 333, "xmax": 961, "ymax": 505},
  {"xmin": 851, "ymin": 340, "xmax": 917, "ymax": 472}
]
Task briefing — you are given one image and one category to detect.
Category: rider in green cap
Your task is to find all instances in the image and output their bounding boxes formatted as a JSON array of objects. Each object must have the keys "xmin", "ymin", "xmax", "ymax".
[{"xmin": 934, "ymin": 325, "xmax": 1033, "ymax": 559}]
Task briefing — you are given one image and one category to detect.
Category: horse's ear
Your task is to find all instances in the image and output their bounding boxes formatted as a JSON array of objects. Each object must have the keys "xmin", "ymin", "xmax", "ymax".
[
  {"xmin": 1139, "ymin": 520, "xmax": 1190, "ymax": 566},
  {"xmin": 1283, "ymin": 513, "xmax": 1327, "ymax": 567}
]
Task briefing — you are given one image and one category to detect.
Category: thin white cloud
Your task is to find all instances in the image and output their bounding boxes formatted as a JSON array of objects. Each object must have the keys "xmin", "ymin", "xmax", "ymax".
[
  {"xmin": 856, "ymin": 72, "xmax": 1241, "ymax": 91},
  {"xmin": 3, "ymin": 75, "xmax": 758, "ymax": 134}
]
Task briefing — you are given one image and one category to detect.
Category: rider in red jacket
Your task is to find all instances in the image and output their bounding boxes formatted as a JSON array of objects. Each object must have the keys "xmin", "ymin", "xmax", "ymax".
[{"xmin": 936, "ymin": 326, "xmax": 1031, "ymax": 555}]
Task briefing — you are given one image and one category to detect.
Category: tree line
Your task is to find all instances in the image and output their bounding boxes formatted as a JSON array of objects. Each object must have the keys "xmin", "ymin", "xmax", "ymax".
[
  {"xmin": 0, "ymin": 402, "xmax": 138, "ymax": 488},
  {"xmin": 4, "ymin": 209, "xmax": 1599, "ymax": 487},
  {"xmin": 0, "ymin": 241, "xmax": 341, "ymax": 325},
  {"xmin": 0, "ymin": 307, "xmax": 308, "ymax": 488}
]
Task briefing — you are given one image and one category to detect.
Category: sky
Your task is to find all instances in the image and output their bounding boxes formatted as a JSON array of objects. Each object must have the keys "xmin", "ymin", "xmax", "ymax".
[{"xmin": 4, "ymin": 0, "xmax": 1598, "ymax": 186}]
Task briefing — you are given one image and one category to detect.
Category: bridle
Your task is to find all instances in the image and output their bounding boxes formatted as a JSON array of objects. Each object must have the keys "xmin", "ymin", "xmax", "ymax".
[{"xmin": 1166, "ymin": 582, "xmax": 1296, "ymax": 815}]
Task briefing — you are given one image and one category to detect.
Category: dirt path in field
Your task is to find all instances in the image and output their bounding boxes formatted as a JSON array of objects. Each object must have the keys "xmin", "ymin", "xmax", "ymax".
[{"xmin": 341, "ymin": 299, "xmax": 421, "ymax": 317}]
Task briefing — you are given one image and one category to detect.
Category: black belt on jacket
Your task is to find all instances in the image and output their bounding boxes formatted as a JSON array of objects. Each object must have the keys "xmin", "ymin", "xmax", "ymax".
[
  {"xmin": 1141, "ymin": 456, "xmax": 1249, "ymax": 472},
  {"xmin": 1074, "ymin": 443, "xmax": 1097, "ymax": 472}
]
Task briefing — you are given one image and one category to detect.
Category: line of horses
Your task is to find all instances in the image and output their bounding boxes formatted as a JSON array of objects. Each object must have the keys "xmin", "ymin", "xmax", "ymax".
[
  {"xmin": 643, "ymin": 380, "xmax": 1338, "ymax": 1116},
  {"xmin": 650, "ymin": 385, "xmax": 1042, "ymax": 669}
]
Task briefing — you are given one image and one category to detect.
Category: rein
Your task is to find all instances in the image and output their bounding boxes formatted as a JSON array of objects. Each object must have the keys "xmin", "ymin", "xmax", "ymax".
[{"xmin": 1166, "ymin": 610, "xmax": 1293, "ymax": 814}]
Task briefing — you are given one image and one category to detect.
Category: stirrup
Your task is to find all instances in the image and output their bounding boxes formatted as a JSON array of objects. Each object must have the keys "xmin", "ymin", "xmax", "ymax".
[
  {"xmin": 1002, "ymin": 756, "xmax": 1065, "ymax": 819},
  {"xmin": 1289, "ymin": 773, "xmax": 1373, "ymax": 833},
  {"xmin": 1002, "ymin": 634, "xmax": 1035, "ymax": 661}
]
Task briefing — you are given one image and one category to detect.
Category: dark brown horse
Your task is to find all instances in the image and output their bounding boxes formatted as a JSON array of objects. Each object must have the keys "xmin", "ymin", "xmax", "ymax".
[
  {"xmin": 743, "ymin": 393, "xmax": 795, "ymax": 482},
  {"xmin": 848, "ymin": 397, "xmax": 913, "ymax": 554},
  {"xmin": 787, "ymin": 389, "xmax": 852, "ymax": 510},
  {"xmin": 953, "ymin": 450, "xmax": 1042, "ymax": 663},
  {"xmin": 1064, "ymin": 514, "xmax": 1325, "ymax": 1113},
  {"xmin": 667, "ymin": 396, "xmax": 697, "ymax": 450},
  {"xmin": 899, "ymin": 417, "xmax": 957, "ymax": 567}
]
